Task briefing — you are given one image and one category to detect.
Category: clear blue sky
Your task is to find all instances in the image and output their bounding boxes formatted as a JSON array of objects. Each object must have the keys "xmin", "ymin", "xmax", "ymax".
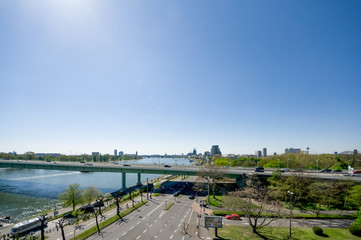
[{"xmin": 1, "ymin": 1, "xmax": 360, "ymax": 156}]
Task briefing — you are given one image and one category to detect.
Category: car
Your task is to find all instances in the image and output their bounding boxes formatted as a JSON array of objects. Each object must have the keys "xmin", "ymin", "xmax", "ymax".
[
  {"xmin": 123, "ymin": 164, "xmax": 130, "ymax": 166},
  {"xmin": 17, "ymin": 160, "xmax": 22, "ymax": 162},
  {"xmin": 189, "ymin": 195, "xmax": 195, "ymax": 199},
  {"xmin": 164, "ymin": 165, "xmax": 171, "ymax": 168},
  {"xmin": 352, "ymin": 170, "xmax": 361, "ymax": 176},
  {"xmin": 255, "ymin": 167, "xmax": 264, "ymax": 172},
  {"xmin": 173, "ymin": 191, "xmax": 180, "ymax": 197},
  {"xmin": 85, "ymin": 163, "xmax": 93, "ymax": 166},
  {"xmin": 80, "ymin": 161, "xmax": 85, "ymax": 163},
  {"xmin": 226, "ymin": 214, "xmax": 240, "ymax": 220},
  {"xmin": 320, "ymin": 169, "xmax": 332, "ymax": 172},
  {"xmin": 332, "ymin": 169, "xmax": 342, "ymax": 173},
  {"xmin": 280, "ymin": 168, "xmax": 290, "ymax": 172},
  {"xmin": 45, "ymin": 160, "xmax": 51, "ymax": 162}
]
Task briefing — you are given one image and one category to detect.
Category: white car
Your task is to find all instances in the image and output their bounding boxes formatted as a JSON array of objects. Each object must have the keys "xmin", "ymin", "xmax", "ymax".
[{"xmin": 280, "ymin": 168, "xmax": 290, "ymax": 172}]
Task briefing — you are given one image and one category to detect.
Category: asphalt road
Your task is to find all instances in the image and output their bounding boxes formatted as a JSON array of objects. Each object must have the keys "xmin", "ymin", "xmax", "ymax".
[{"xmin": 86, "ymin": 181, "xmax": 212, "ymax": 240}]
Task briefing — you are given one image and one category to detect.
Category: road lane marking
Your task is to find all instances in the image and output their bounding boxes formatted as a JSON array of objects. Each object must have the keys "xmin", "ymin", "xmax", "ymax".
[
  {"xmin": 122, "ymin": 232, "xmax": 127, "ymax": 236},
  {"xmin": 174, "ymin": 229, "xmax": 177, "ymax": 233},
  {"xmin": 137, "ymin": 221, "xmax": 141, "ymax": 225},
  {"xmin": 160, "ymin": 228, "xmax": 163, "ymax": 232},
  {"xmin": 170, "ymin": 235, "xmax": 173, "ymax": 239},
  {"xmin": 144, "ymin": 229, "xmax": 147, "ymax": 233},
  {"xmin": 155, "ymin": 220, "xmax": 158, "ymax": 223},
  {"xmin": 149, "ymin": 224, "xmax": 153, "ymax": 228},
  {"xmin": 130, "ymin": 226, "xmax": 134, "ymax": 230},
  {"xmin": 136, "ymin": 236, "xmax": 141, "ymax": 240},
  {"xmin": 178, "ymin": 223, "xmax": 181, "ymax": 227}
]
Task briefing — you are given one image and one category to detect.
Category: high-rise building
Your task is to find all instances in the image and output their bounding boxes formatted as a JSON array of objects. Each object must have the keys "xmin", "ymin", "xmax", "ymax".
[
  {"xmin": 119, "ymin": 151, "xmax": 124, "ymax": 156},
  {"xmin": 114, "ymin": 149, "xmax": 117, "ymax": 156},
  {"xmin": 193, "ymin": 148, "xmax": 197, "ymax": 155},
  {"xmin": 285, "ymin": 148, "xmax": 301, "ymax": 154},
  {"xmin": 255, "ymin": 151, "xmax": 262, "ymax": 158},
  {"xmin": 263, "ymin": 148, "xmax": 267, "ymax": 157},
  {"xmin": 211, "ymin": 145, "xmax": 221, "ymax": 156}
]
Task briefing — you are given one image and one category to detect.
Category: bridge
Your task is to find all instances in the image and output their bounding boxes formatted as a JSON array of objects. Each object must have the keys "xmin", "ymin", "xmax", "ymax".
[{"xmin": 0, "ymin": 160, "xmax": 360, "ymax": 190}]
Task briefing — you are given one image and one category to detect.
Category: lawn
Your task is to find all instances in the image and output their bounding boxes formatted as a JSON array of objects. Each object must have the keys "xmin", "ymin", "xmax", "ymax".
[{"xmin": 215, "ymin": 226, "xmax": 361, "ymax": 240}]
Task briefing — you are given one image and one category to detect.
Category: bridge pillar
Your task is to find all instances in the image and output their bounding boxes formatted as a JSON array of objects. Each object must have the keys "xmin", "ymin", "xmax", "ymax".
[
  {"xmin": 121, "ymin": 172, "xmax": 126, "ymax": 191},
  {"xmin": 137, "ymin": 173, "xmax": 142, "ymax": 186},
  {"xmin": 236, "ymin": 174, "xmax": 247, "ymax": 189}
]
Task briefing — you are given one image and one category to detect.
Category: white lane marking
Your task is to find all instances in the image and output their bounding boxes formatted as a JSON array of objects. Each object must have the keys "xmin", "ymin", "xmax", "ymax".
[
  {"xmin": 149, "ymin": 224, "xmax": 153, "ymax": 228},
  {"xmin": 122, "ymin": 232, "xmax": 127, "ymax": 236},
  {"xmin": 154, "ymin": 236, "xmax": 157, "ymax": 238},
  {"xmin": 130, "ymin": 226, "xmax": 134, "ymax": 230},
  {"xmin": 178, "ymin": 223, "xmax": 181, "ymax": 227},
  {"xmin": 136, "ymin": 236, "xmax": 141, "ymax": 240},
  {"xmin": 137, "ymin": 221, "xmax": 141, "ymax": 225},
  {"xmin": 160, "ymin": 228, "xmax": 163, "ymax": 232},
  {"xmin": 174, "ymin": 229, "xmax": 177, "ymax": 233},
  {"xmin": 182, "ymin": 237, "xmax": 185, "ymax": 240},
  {"xmin": 170, "ymin": 235, "xmax": 173, "ymax": 239},
  {"xmin": 155, "ymin": 219, "xmax": 158, "ymax": 223},
  {"xmin": 144, "ymin": 229, "xmax": 147, "ymax": 233},
  {"xmin": 187, "ymin": 209, "xmax": 194, "ymax": 225}
]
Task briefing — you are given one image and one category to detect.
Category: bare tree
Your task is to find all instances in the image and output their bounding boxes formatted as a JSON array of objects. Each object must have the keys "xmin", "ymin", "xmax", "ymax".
[
  {"xmin": 38, "ymin": 214, "xmax": 48, "ymax": 240},
  {"xmin": 197, "ymin": 165, "xmax": 225, "ymax": 202},
  {"xmin": 57, "ymin": 218, "xmax": 68, "ymax": 240},
  {"xmin": 224, "ymin": 187, "xmax": 282, "ymax": 235}
]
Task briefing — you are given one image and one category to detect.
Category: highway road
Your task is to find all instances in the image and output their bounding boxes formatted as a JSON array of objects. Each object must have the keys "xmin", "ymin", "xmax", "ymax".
[{"xmin": 1, "ymin": 159, "xmax": 360, "ymax": 182}]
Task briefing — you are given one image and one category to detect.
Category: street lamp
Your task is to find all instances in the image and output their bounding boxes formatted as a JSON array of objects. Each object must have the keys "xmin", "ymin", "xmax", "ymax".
[{"xmin": 287, "ymin": 191, "xmax": 294, "ymax": 239}]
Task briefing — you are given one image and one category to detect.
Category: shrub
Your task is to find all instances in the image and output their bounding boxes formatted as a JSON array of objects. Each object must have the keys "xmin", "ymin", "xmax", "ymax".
[
  {"xmin": 349, "ymin": 223, "xmax": 361, "ymax": 237},
  {"xmin": 312, "ymin": 226, "xmax": 323, "ymax": 236}
]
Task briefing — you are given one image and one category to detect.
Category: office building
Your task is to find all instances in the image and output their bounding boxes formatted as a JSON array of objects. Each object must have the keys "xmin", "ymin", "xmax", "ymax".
[
  {"xmin": 119, "ymin": 151, "xmax": 124, "ymax": 156},
  {"xmin": 285, "ymin": 148, "xmax": 301, "ymax": 154},
  {"xmin": 263, "ymin": 148, "xmax": 267, "ymax": 157},
  {"xmin": 92, "ymin": 152, "xmax": 100, "ymax": 156},
  {"xmin": 256, "ymin": 151, "xmax": 262, "ymax": 158},
  {"xmin": 114, "ymin": 149, "xmax": 117, "ymax": 156},
  {"xmin": 211, "ymin": 145, "xmax": 222, "ymax": 156}
]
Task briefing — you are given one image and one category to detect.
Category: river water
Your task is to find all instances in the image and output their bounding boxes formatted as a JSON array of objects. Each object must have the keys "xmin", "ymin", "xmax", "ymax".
[{"xmin": 0, "ymin": 157, "xmax": 191, "ymax": 221}]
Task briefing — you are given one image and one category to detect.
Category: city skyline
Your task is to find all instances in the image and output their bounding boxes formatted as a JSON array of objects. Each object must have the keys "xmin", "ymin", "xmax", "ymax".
[{"xmin": 1, "ymin": 1, "xmax": 360, "ymax": 156}]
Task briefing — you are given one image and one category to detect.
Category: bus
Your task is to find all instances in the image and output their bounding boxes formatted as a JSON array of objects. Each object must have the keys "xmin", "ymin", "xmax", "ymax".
[{"xmin": 10, "ymin": 216, "xmax": 48, "ymax": 235}]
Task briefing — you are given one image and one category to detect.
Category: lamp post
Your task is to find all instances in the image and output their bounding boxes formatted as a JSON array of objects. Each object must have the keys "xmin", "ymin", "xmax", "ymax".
[{"xmin": 287, "ymin": 191, "xmax": 294, "ymax": 239}]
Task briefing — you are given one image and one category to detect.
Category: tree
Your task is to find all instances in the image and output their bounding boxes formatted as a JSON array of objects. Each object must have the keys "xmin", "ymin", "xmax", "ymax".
[
  {"xmin": 347, "ymin": 185, "xmax": 361, "ymax": 208},
  {"xmin": 308, "ymin": 182, "xmax": 332, "ymax": 216},
  {"xmin": 57, "ymin": 218, "xmax": 68, "ymax": 240},
  {"xmin": 83, "ymin": 186, "xmax": 102, "ymax": 205},
  {"xmin": 39, "ymin": 214, "xmax": 48, "ymax": 240},
  {"xmin": 59, "ymin": 183, "xmax": 83, "ymax": 211},
  {"xmin": 197, "ymin": 165, "xmax": 225, "ymax": 202},
  {"xmin": 267, "ymin": 172, "xmax": 310, "ymax": 206},
  {"xmin": 224, "ymin": 187, "xmax": 282, "ymax": 235}
]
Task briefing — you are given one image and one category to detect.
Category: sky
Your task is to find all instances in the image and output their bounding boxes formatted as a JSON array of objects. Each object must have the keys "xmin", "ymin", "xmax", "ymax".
[{"xmin": 1, "ymin": 0, "xmax": 360, "ymax": 156}]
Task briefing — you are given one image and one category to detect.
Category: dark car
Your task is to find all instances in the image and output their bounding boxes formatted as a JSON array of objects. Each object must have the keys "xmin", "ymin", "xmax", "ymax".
[
  {"xmin": 320, "ymin": 169, "xmax": 332, "ymax": 172},
  {"xmin": 123, "ymin": 164, "xmax": 130, "ymax": 166},
  {"xmin": 164, "ymin": 165, "xmax": 171, "ymax": 168},
  {"xmin": 255, "ymin": 167, "xmax": 264, "ymax": 172},
  {"xmin": 332, "ymin": 169, "xmax": 342, "ymax": 173},
  {"xmin": 79, "ymin": 205, "xmax": 94, "ymax": 213},
  {"xmin": 80, "ymin": 161, "xmax": 85, "ymax": 163},
  {"xmin": 189, "ymin": 195, "xmax": 195, "ymax": 199}
]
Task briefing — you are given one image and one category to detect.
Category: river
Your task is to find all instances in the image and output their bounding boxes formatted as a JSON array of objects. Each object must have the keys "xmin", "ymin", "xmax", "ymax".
[{"xmin": 0, "ymin": 157, "xmax": 192, "ymax": 221}]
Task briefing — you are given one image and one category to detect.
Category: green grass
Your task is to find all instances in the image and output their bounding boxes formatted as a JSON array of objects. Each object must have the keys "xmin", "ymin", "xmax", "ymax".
[
  {"xmin": 215, "ymin": 225, "xmax": 361, "ymax": 240},
  {"xmin": 164, "ymin": 202, "xmax": 174, "ymax": 210},
  {"xmin": 69, "ymin": 201, "xmax": 147, "ymax": 240},
  {"xmin": 212, "ymin": 210, "xmax": 355, "ymax": 219},
  {"xmin": 207, "ymin": 195, "xmax": 226, "ymax": 207},
  {"xmin": 153, "ymin": 193, "xmax": 160, "ymax": 197}
]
